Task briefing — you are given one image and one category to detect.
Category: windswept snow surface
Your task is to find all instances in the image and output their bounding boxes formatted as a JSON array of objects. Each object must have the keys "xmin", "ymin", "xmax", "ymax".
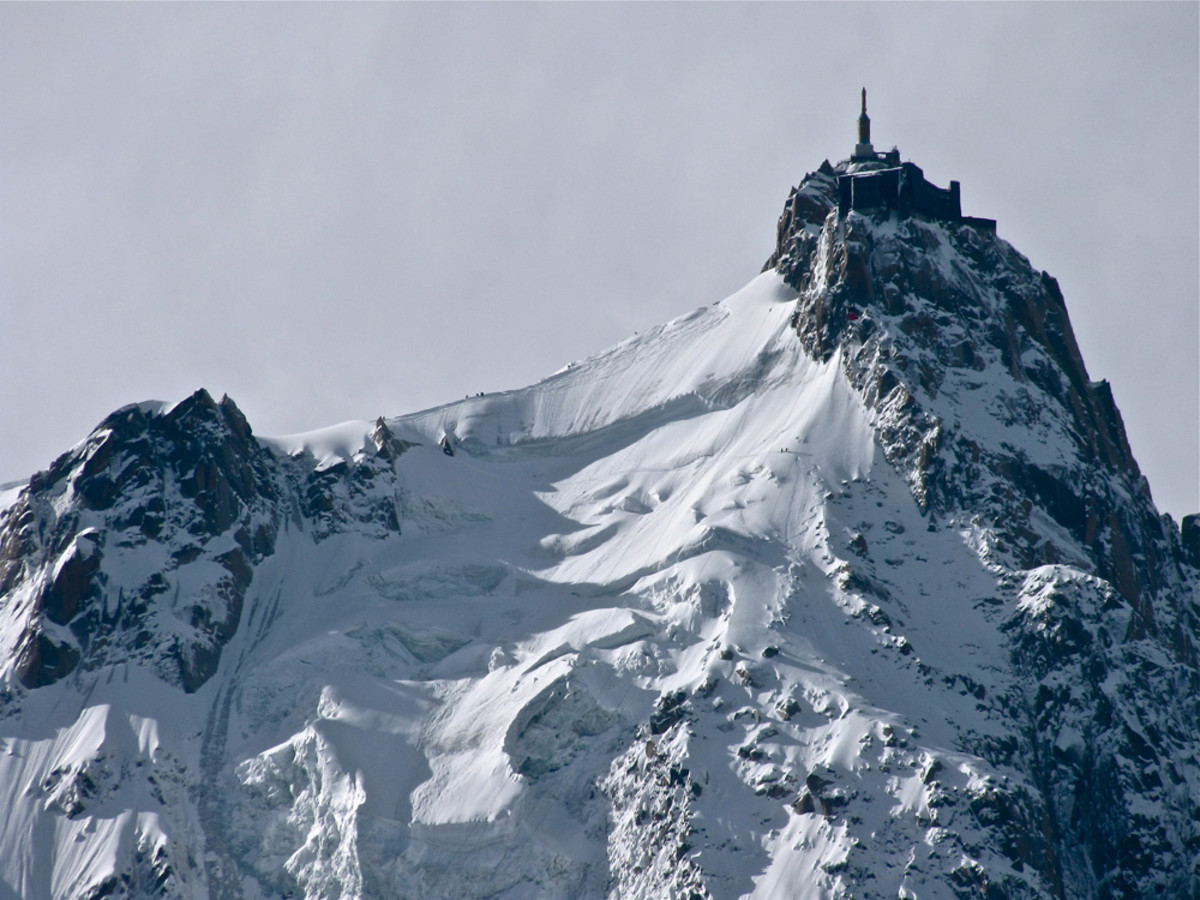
[{"xmin": 0, "ymin": 269, "xmax": 1167, "ymax": 897}]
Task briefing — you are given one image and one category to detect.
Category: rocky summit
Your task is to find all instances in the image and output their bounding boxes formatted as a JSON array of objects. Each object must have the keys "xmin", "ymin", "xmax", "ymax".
[{"xmin": 0, "ymin": 145, "xmax": 1196, "ymax": 899}]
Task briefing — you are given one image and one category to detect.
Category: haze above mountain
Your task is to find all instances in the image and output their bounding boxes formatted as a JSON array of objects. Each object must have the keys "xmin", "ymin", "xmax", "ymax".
[{"xmin": 1, "ymin": 2, "xmax": 1196, "ymax": 521}]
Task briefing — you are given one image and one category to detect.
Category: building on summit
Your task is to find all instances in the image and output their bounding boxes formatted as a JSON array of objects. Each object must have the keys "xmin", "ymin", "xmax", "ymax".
[{"xmin": 838, "ymin": 90, "xmax": 996, "ymax": 233}]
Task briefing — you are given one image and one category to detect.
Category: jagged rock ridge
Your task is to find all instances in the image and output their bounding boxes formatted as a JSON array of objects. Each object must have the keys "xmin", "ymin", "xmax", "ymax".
[
  {"xmin": 0, "ymin": 390, "xmax": 407, "ymax": 694},
  {"xmin": 766, "ymin": 159, "xmax": 1200, "ymax": 896}
]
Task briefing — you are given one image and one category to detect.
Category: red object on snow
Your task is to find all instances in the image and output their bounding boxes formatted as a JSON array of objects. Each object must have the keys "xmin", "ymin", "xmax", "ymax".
[{"xmin": 847, "ymin": 310, "xmax": 859, "ymax": 320}]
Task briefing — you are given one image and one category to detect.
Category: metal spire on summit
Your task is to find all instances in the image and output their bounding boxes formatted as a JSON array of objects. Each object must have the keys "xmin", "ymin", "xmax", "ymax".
[{"xmin": 854, "ymin": 87, "xmax": 875, "ymax": 160}]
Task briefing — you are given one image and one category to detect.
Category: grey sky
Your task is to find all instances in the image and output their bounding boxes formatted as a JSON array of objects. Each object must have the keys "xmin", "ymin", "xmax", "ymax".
[{"xmin": 2, "ymin": 3, "xmax": 1196, "ymax": 520}]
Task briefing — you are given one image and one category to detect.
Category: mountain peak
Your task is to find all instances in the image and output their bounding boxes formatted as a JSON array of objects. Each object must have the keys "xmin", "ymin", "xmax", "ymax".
[
  {"xmin": 0, "ymin": 132, "xmax": 1197, "ymax": 897},
  {"xmin": 764, "ymin": 142, "xmax": 1188, "ymax": 601}
]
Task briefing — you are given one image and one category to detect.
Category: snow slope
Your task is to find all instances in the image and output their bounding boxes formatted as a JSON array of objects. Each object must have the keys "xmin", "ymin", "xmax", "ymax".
[{"xmin": 0, "ymin": 159, "xmax": 1196, "ymax": 900}]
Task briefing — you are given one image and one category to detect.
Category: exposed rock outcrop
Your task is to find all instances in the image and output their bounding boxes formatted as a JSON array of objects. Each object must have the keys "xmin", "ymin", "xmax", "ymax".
[
  {"xmin": 766, "ymin": 165, "xmax": 1200, "ymax": 897},
  {"xmin": 0, "ymin": 392, "xmax": 405, "ymax": 694}
]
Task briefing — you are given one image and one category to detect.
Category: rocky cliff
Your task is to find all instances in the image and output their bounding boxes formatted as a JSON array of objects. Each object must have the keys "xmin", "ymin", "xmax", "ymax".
[
  {"xmin": 0, "ymin": 390, "xmax": 406, "ymax": 694},
  {"xmin": 765, "ymin": 160, "xmax": 1200, "ymax": 896}
]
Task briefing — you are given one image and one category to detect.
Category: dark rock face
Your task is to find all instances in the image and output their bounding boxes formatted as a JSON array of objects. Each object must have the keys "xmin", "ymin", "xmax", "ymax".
[
  {"xmin": 1, "ymin": 391, "xmax": 279, "ymax": 692},
  {"xmin": 0, "ymin": 391, "xmax": 404, "ymax": 694},
  {"xmin": 279, "ymin": 417, "xmax": 411, "ymax": 545},
  {"xmin": 766, "ymin": 163, "xmax": 1194, "ymax": 612},
  {"xmin": 766, "ymin": 165, "xmax": 1200, "ymax": 898},
  {"xmin": 1182, "ymin": 514, "xmax": 1200, "ymax": 568}
]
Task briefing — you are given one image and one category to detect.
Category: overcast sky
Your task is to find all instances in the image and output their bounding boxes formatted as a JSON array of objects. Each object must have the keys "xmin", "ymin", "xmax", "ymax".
[{"xmin": 2, "ymin": 3, "xmax": 1196, "ymax": 521}]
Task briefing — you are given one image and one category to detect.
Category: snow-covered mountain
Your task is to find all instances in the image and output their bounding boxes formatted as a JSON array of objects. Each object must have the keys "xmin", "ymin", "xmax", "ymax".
[{"xmin": 1, "ymin": 152, "xmax": 1197, "ymax": 900}]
